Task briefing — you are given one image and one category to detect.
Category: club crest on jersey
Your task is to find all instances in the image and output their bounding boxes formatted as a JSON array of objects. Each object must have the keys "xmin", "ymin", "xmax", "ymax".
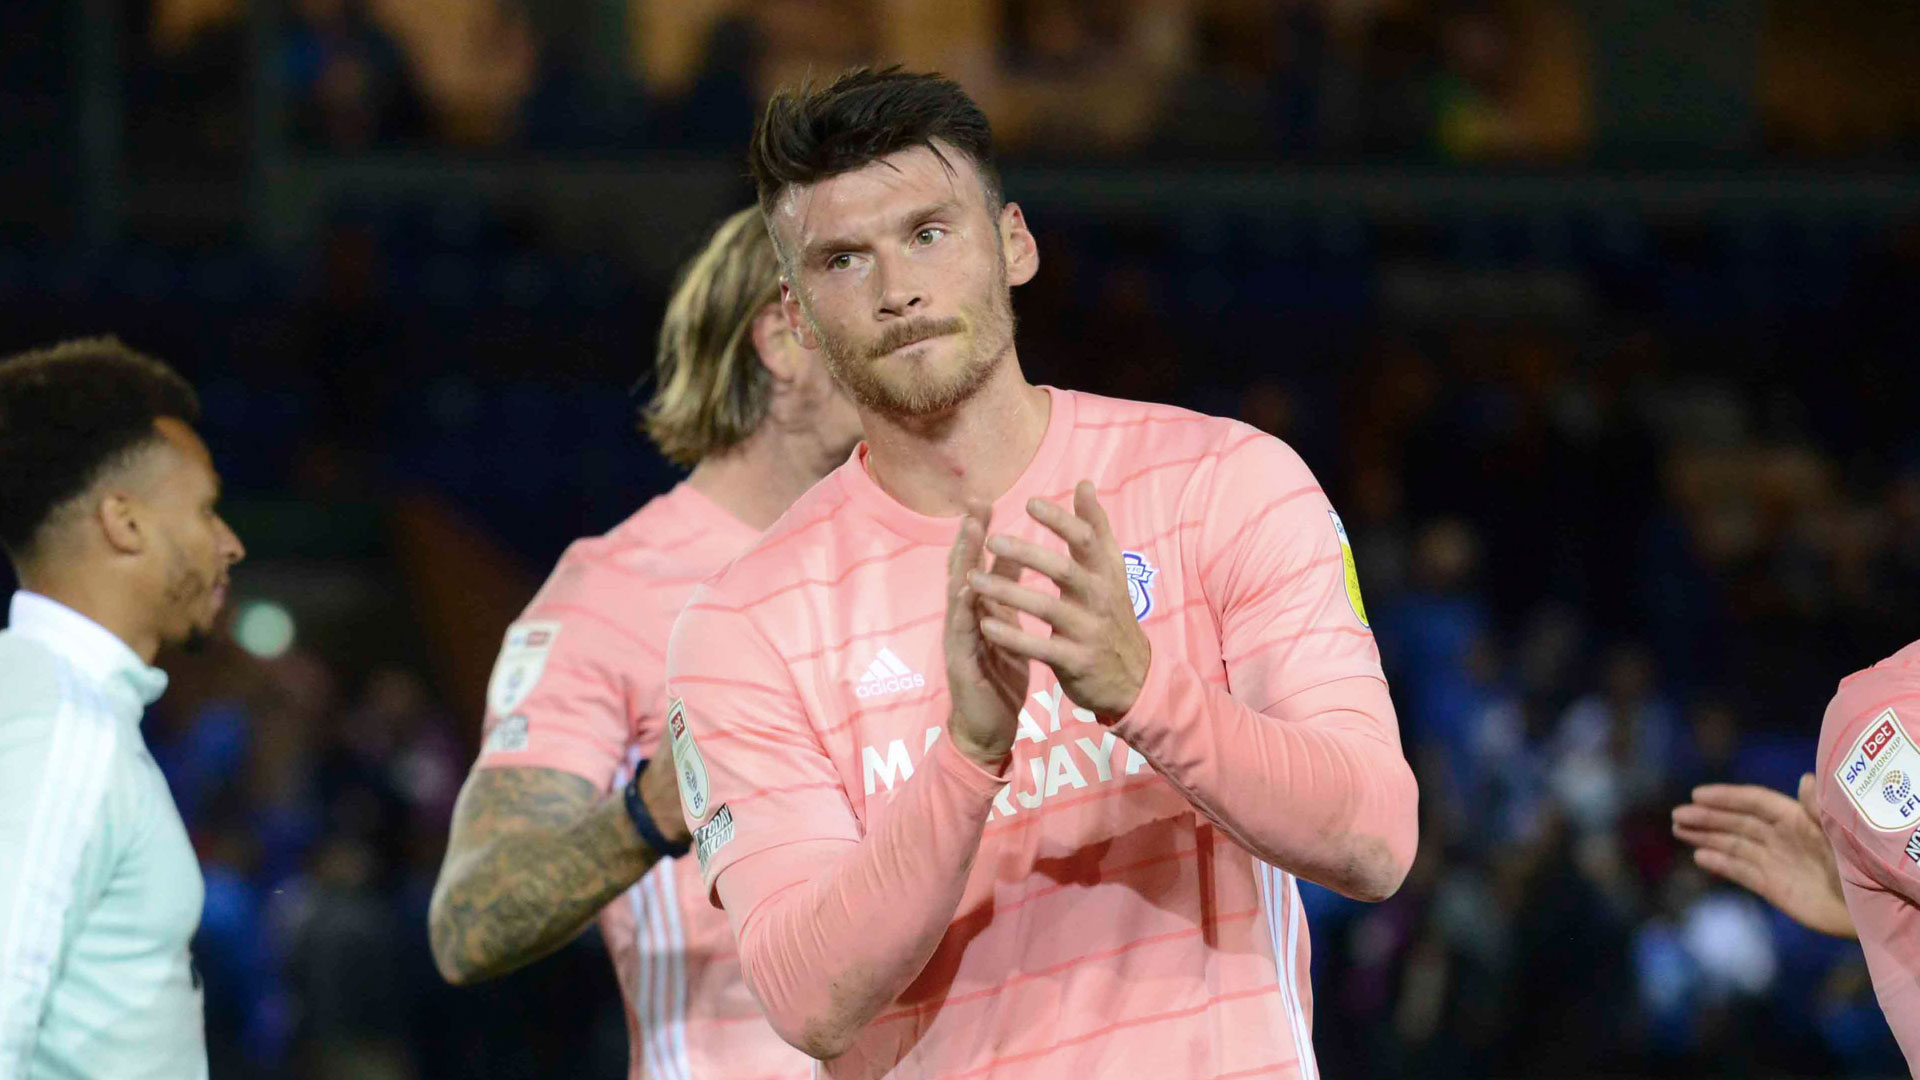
[
  {"xmin": 1838, "ymin": 708, "xmax": 1920, "ymax": 831},
  {"xmin": 1123, "ymin": 552, "xmax": 1158, "ymax": 621}
]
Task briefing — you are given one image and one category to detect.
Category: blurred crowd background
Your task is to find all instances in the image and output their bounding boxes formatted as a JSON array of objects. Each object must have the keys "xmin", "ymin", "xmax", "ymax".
[{"xmin": 5, "ymin": 0, "xmax": 1920, "ymax": 1077}]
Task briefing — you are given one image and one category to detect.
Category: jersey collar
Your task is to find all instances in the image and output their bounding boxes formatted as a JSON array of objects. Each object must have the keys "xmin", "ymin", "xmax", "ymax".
[
  {"xmin": 837, "ymin": 385, "xmax": 1078, "ymax": 545},
  {"xmin": 8, "ymin": 590, "xmax": 170, "ymax": 707}
]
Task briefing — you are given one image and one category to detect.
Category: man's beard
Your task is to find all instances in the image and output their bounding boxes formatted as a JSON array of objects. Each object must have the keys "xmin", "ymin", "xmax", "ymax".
[
  {"xmin": 817, "ymin": 268, "xmax": 1015, "ymax": 419},
  {"xmin": 181, "ymin": 626, "xmax": 213, "ymax": 654},
  {"xmin": 161, "ymin": 555, "xmax": 219, "ymax": 653}
]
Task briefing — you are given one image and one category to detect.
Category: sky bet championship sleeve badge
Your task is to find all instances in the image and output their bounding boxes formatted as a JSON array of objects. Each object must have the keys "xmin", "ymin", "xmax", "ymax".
[
  {"xmin": 668, "ymin": 698, "xmax": 711, "ymax": 821},
  {"xmin": 1123, "ymin": 552, "xmax": 1158, "ymax": 621},
  {"xmin": 1329, "ymin": 511, "xmax": 1369, "ymax": 628},
  {"xmin": 1837, "ymin": 708, "xmax": 1920, "ymax": 831}
]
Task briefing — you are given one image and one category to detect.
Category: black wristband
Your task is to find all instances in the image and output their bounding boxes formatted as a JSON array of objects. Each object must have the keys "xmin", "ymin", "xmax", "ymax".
[{"xmin": 624, "ymin": 760, "xmax": 691, "ymax": 859}]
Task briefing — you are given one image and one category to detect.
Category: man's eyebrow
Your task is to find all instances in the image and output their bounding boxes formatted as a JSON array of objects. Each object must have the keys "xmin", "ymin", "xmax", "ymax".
[
  {"xmin": 900, "ymin": 200, "xmax": 962, "ymax": 228},
  {"xmin": 800, "ymin": 232, "xmax": 859, "ymax": 264},
  {"xmin": 799, "ymin": 201, "xmax": 964, "ymax": 263}
]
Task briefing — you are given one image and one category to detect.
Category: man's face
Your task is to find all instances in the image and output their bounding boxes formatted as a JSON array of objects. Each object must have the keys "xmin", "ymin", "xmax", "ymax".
[
  {"xmin": 771, "ymin": 143, "xmax": 1038, "ymax": 419},
  {"xmin": 142, "ymin": 418, "xmax": 245, "ymax": 648}
]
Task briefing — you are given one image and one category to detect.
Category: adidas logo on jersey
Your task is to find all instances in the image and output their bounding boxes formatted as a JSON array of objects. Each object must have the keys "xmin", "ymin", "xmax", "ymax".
[{"xmin": 856, "ymin": 647, "xmax": 926, "ymax": 699}]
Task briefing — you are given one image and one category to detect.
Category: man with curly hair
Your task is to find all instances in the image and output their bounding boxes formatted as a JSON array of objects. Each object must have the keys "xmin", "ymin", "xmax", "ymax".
[{"xmin": 0, "ymin": 337, "xmax": 245, "ymax": 1079}]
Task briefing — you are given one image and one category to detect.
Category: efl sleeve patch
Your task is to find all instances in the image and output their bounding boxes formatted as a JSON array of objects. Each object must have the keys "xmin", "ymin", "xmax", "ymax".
[
  {"xmin": 668, "ymin": 698, "xmax": 712, "ymax": 822},
  {"xmin": 1329, "ymin": 510, "xmax": 1369, "ymax": 628},
  {"xmin": 486, "ymin": 621, "xmax": 562, "ymax": 717},
  {"xmin": 1836, "ymin": 708, "xmax": 1920, "ymax": 832}
]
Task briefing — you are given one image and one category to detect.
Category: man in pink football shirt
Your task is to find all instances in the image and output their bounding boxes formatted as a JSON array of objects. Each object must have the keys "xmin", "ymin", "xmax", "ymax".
[
  {"xmin": 427, "ymin": 207, "xmax": 861, "ymax": 1079},
  {"xmin": 1675, "ymin": 641, "xmax": 1920, "ymax": 1070},
  {"xmin": 1804, "ymin": 642, "xmax": 1920, "ymax": 1067},
  {"xmin": 664, "ymin": 68, "xmax": 1420, "ymax": 1079}
]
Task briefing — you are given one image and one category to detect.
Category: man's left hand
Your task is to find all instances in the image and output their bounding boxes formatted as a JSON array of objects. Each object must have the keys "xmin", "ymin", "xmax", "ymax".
[{"xmin": 968, "ymin": 481, "xmax": 1151, "ymax": 720}]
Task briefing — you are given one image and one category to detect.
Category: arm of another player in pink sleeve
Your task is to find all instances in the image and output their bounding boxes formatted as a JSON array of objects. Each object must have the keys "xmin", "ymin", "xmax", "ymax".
[
  {"xmin": 669, "ymin": 599, "xmax": 1008, "ymax": 1060},
  {"xmin": 1108, "ymin": 431, "xmax": 1417, "ymax": 902},
  {"xmin": 1830, "ymin": 841, "xmax": 1920, "ymax": 1075},
  {"xmin": 1818, "ymin": 757, "xmax": 1920, "ymax": 1072},
  {"xmin": 430, "ymin": 612, "xmax": 673, "ymax": 985}
]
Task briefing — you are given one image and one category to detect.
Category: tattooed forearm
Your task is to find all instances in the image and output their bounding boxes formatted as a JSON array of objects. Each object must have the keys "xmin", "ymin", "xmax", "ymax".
[{"xmin": 428, "ymin": 766, "xmax": 661, "ymax": 985}]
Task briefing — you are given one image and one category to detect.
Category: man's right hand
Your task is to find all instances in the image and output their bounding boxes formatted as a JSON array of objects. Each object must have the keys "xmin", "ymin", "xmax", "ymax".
[
  {"xmin": 942, "ymin": 502, "xmax": 1026, "ymax": 772},
  {"xmin": 1671, "ymin": 774, "xmax": 1857, "ymax": 939}
]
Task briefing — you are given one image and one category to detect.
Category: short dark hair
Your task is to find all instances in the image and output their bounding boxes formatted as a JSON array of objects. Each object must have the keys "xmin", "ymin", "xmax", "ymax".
[
  {"xmin": 0, "ymin": 337, "xmax": 200, "ymax": 560},
  {"xmin": 748, "ymin": 66, "xmax": 1001, "ymax": 251}
]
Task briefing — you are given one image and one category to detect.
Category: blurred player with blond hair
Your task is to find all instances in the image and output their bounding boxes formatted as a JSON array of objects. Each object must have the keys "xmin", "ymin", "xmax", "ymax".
[{"xmin": 428, "ymin": 207, "xmax": 861, "ymax": 1079}]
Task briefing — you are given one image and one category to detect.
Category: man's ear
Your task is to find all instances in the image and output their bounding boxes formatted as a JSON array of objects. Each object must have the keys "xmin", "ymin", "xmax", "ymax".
[
  {"xmin": 96, "ymin": 490, "xmax": 145, "ymax": 556},
  {"xmin": 752, "ymin": 301, "xmax": 801, "ymax": 384},
  {"xmin": 1000, "ymin": 202, "xmax": 1039, "ymax": 287},
  {"xmin": 781, "ymin": 281, "xmax": 822, "ymax": 351}
]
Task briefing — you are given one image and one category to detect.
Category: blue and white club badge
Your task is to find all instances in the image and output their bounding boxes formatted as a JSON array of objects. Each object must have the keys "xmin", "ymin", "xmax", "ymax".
[{"xmin": 1122, "ymin": 551, "xmax": 1158, "ymax": 621}]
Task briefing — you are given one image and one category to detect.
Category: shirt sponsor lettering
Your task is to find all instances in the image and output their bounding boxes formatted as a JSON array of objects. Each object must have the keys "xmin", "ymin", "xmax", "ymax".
[{"xmin": 857, "ymin": 678, "xmax": 1155, "ymax": 819}]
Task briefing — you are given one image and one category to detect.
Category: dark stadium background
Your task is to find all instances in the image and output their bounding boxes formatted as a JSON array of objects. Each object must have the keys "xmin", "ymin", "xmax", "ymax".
[{"xmin": 6, "ymin": 1, "xmax": 1920, "ymax": 1076}]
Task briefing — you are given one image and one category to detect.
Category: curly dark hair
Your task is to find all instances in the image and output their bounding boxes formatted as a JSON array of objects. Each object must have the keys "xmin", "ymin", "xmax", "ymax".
[
  {"xmin": 0, "ymin": 337, "xmax": 200, "ymax": 560},
  {"xmin": 748, "ymin": 66, "xmax": 1001, "ymax": 249}
]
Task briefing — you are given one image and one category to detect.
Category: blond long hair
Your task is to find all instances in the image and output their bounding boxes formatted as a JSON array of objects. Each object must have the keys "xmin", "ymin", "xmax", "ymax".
[{"xmin": 643, "ymin": 208, "xmax": 783, "ymax": 467}]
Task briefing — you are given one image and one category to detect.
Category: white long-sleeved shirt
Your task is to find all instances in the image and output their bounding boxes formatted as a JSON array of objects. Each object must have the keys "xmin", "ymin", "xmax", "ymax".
[{"xmin": 0, "ymin": 591, "xmax": 205, "ymax": 1079}]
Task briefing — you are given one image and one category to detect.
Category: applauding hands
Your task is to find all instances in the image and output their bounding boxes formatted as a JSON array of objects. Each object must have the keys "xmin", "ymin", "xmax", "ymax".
[{"xmin": 947, "ymin": 481, "xmax": 1152, "ymax": 734}]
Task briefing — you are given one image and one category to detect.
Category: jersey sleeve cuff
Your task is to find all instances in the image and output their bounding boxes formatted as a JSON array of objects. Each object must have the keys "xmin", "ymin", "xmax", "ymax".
[
  {"xmin": 1106, "ymin": 641, "xmax": 1182, "ymax": 740},
  {"xmin": 471, "ymin": 744, "xmax": 618, "ymax": 792},
  {"xmin": 931, "ymin": 733, "xmax": 1013, "ymax": 795}
]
